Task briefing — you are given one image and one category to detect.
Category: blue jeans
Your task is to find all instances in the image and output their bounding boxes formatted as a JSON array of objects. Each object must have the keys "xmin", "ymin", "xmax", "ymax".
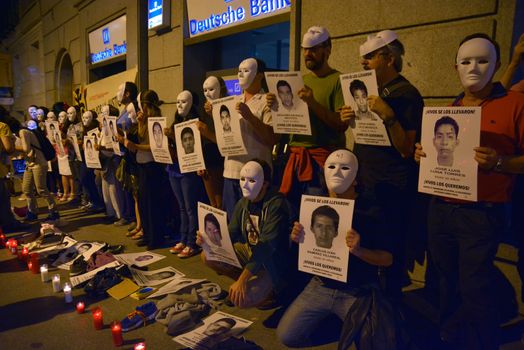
[
  {"xmin": 276, "ymin": 277, "xmax": 359, "ymax": 347},
  {"xmin": 169, "ymin": 173, "xmax": 204, "ymax": 248},
  {"xmin": 222, "ymin": 177, "xmax": 242, "ymax": 221}
]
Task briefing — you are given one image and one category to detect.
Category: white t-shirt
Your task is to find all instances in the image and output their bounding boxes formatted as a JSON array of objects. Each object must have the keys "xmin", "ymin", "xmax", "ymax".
[{"xmin": 223, "ymin": 91, "xmax": 273, "ymax": 179}]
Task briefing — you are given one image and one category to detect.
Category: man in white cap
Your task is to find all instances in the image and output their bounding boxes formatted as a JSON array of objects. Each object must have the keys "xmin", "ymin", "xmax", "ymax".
[
  {"xmin": 277, "ymin": 149, "xmax": 394, "ymax": 347},
  {"xmin": 415, "ymin": 33, "xmax": 524, "ymax": 349},
  {"xmin": 341, "ymin": 29, "xmax": 424, "ymax": 300},
  {"xmin": 267, "ymin": 26, "xmax": 347, "ymax": 212}
]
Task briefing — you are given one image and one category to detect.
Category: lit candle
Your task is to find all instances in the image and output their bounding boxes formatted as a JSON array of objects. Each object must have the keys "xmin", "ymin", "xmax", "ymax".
[
  {"xmin": 52, "ymin": 274, "xmax": 61, "ymax": 293},
  {"xmin": 134, "ymin": 343, "xmax": 146, "ymax": 350},
  {"xmin": 0, "ymin": 232, "xmax": 6, "ymax": 248},
  {"xmin": 30, "ymin": 256, "xmax": 39, "ymax": 274},
  {"xmin": 27, "ymin": 261, "xmax": 33, "ymax": 271},
  {"xmin": 6, "ymin": 238, "xmax": 13, "ymax": 249},
  {"xmin": 63, "ymin": 282, "xmax": 73, "ymax": 303},
  {"xmin": 21, "ymin": 247, "xmax": 29, "ymax": 261},
  {"xmin": 40, "ymin": 264, "xmax": 50, "ymax": 282},
  {"xmin": 92, "ymin": 307, "xmax": 104, "ymax": 330},
  {"xmin": 76, "ymin": 301, "xmax": 85, "ymax": 314},
  {"xmin": 111, "ymin": 321, "xmax": 124, "ymax": 346},
  {"xmin": 9, "ymin": 239, "xmax": 18, "ymax": 255}
]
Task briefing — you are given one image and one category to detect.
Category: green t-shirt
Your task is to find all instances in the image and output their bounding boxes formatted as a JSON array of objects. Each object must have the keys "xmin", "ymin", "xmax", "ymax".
[
  {"xmin": 289, "ymin": 70, "xmax": 345, "ymax": 148},
  {"xmin": 0, "ymin": 122, "xmax": 12, "ymax": 178}
]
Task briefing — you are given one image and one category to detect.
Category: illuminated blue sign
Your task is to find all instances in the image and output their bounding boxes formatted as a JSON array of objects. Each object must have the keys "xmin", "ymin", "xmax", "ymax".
[
  {"xmin": 224, "ymin": 78, "xmax": 242, "ymax": 96},
  {"xmin": 91, "ymin": 42, "xmax": 127, "ymax": 64},
  {"xmin": 102, "ymin": 28, "xmax": 110, "ymax": 44},
  {"xmin": 148, "ymin": 0, "xmax": 164, "ymax": 29}
]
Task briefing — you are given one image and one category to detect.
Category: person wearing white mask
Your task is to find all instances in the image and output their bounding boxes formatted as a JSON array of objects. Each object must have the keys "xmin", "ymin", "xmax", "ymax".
[
  {"xmin": 415, "ymin": 33, "xmax": 524, "ymax": 349},
  {"xmin": 166, "ymin": 90, "xmax": 206, "ymax": 258},
  {"xmin": 196, "ymin": 76, "xmax": 226, "ymax": 210},
  {"xmin": 197, "ymin": 159, "xmax": 292, "ymax": 309},
  {"xmin": 277, "ymin": 149, "xmax": 393, "ymax": 347}
]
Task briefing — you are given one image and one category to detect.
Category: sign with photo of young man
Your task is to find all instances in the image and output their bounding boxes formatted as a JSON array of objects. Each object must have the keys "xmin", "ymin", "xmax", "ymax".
[
  {"xmin": 148, "ymin": 116, "xmax": 173, "ymax": 164},
  {"xmin": 211, "ymin": 96, "xmax": 247, "ymax": 157},
  {"xmin": 174, "ymin": 119, "xmax": 206, "ymax": 173}
]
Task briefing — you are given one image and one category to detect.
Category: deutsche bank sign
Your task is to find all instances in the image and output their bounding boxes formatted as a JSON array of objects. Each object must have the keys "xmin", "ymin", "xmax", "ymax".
[
  {"xmin": 102, "ymin": 28, "xmax": 110, "ymax": 45},
  {"xmin": 187, "ymin": 0, "xmax": 290, "ymax": 38},
  {"xmin": 89, "ymin": 15, "xmax": 127, "ymax": 65}
]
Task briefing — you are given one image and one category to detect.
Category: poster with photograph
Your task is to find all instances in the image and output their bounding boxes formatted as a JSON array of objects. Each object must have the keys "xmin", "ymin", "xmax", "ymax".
[
  {"xmin": 45, "ymin": 120, "xmax": 66, "ymax": 156},
  {"xmin": 211, "ymin": 96, "xmax": 247, "ymax": 157},
  {"xmin": 198, "ymin": 202, "xmax": 241, "ymax": 269},
  {"xmin": 130, "ymin": 266, "xmax": 185, "ymax": 286},
  {"xmin": 101, "ymin": 116, "xmax": 114, "ymax": 146},
  {"xmin": 418, "ymin": 106, "xmax": 481, "ymax": 201},
  {"xmin": 52, "ymin": 241, "xmax": 105, "ymax": 269},
  {"xmin": 114, "ymin": 251, "xmax": 166, "ymax": 267},
  {"xmin": 57, "ymin": 155, "xmax": 72, "ymax": 176},
  {"xmin": 148, "ymin": 277, "xmax": 207, "ymax": 299},
  {"xmin": 87, "ymin": 128, "xmax": 101, "ymax": 146},
  {"xmin": 298, "ymin": 195, "xmax": 354, "ymax": 282},
  {"xmin": 265, "ymin": 71, "xmax": 311, "ymax": 135},
  {"xmin": 173, "ymin": 311, "xmax": 252, "ymax": 350},
  {"xmin": 148, "ymin": 117, "xmax": 173, "ymax": 164},
  {"xmin": 107, "ymin": 116, "xmax": 122, "ymax": 156},
  {"xmin": 175, "ymin": 119, "xmax": 206, "ymax": 173},
  {"xmin": 340, "ymin": 70, "xmax": 391, "ymax": 146},
  {"xmin": 30, "ymin": 236, "xmax": 77, "ymax": 254},
  {"xmin": 83, "ymin": 135, "xmax": 101, "ymax": 169},
  {"xmin": 70, "ymin": 261, "xmax": 122, "ymax": 287},
  {"xmin": 69, "ymin": 134, "xmax": 82, "ymax": 161}
]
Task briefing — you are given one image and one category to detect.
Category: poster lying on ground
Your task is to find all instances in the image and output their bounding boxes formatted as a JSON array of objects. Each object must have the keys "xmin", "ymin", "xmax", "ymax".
[
  {"xmin": 52, "ymin": 241, "xmax": 105, "ymax": 269},
  {"xmin": 418, "ymin": 106, "xmax": 481, "ymax": 201},
  {"xmin": 114, "ymin": 251, "xmax": 166, "ymax": 267},
  {"xmin": 340, "ymin": 70, "xmax": 391, "ymax": 146},
  {"xmin": 173, "ymin": 311, "xmax": 252, "ymax": 350},
  {"xmin": 265, "ymin": 71, "xmax": 311, "ymax": 135},
  {"xmin": 148, "ymin": 277, "xmax": 207, "ymax": 299},
  {"xmin": 298, "ymin": 195, "xmax": 354, "ymax": 283},
  {"xmin": 148, "ymin": 117, "xmax": 173, "ymax": 164},
  {"xmin": 70, "ymin": 261, "xmax": 122, "ymax": 287},
  {"xmin": 175, "ymin": 119, "xmax": 206, "ymax": 173},
  {"xmin": 211, "ymin": 96, "xmax": 247, "ymax": 157},
  {"xmin": 130, "ymin": 266, "xmax": 185, "ymax": 286},
  {"xmin": 198, "ymin": 202, "xmax": 241, "ymax": 269}
]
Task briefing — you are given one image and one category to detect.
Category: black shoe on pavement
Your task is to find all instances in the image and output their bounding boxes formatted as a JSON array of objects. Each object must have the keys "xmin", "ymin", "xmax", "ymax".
[{"xmin": 70, "ymin": 258, "xmax": 88, "ymax": 276}]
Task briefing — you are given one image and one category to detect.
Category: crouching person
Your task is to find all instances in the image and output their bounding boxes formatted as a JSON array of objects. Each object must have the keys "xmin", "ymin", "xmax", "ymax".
[
  {"xmin": 277, "ymin": 149, "xmax": 393, "ymax": 347},
  {"xmin": 197, "ymin": 159, "xmax": 292, "ymax": 308}
]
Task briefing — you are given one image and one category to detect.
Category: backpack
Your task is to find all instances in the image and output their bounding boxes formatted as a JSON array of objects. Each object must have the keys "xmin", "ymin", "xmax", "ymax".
[{"xmin": 30, "ymin": 128, "xmax": 56, "ymax": 161}]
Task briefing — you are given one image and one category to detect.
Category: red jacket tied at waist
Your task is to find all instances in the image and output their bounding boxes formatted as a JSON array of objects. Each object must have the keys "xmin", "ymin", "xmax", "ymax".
[{"xmin": 279, "ymin": 147, "xmax": 331, "ymax": 195}]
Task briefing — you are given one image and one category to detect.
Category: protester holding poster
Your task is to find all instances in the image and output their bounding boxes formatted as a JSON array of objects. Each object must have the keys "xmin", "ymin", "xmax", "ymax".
[
  {"xmin": 83, "ymin": 136, "xmax": 101, "ymax": 169},
  {"xmin": 174, "ymin": 120, "xmax": 206, "ymax": 173},
  {"xmin": 148, "ymin": 117, "xmax": 173, "ymax": 164},
  {"xmin": 197, "ymin": 160, "xmax": 292, "ymax": 309},
  {"xmin": 414, "ymin": 34, "xmax": 524, "ymax": 349},
  {"xmin": 340, "ymin": 29, "xmax": 423, "ymax": 300},
  {"xmin": 277, "ymin": 149, "xmax": 393, "ymax": 347},
  {"xmin": 166, "ymin": 90, "xmax": 206, "ymax": 259}
]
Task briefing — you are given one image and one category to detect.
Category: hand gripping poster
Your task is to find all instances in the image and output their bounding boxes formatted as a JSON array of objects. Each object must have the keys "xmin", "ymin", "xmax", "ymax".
[
  {"xmin": 418, "ymin": 106, "xmax": 481, "ymax": 201},
  {"xmin": 265, "ymin": 71, "xmax": 311, "ymax": 135},
  {"xmin": 340, "ymin": 70, "xmax": 391, "ymax": 146},
  {"xmin": 148, "ymin": 116, "xmax": 173, "ymax": 164},
  {"xmin": 175, "ymin": 119, "xmax": 206, "ymax": 173},
  {"xmin": 211, "ymin": 96, "xmax": 247, "ymax": 157},
  {"xmin": 298, "ymin": 195, "xmax": 354, "ymax": 283},
  {"xmin": 198, "ymin": 202, "xmax": 241, "ymax": 269}
]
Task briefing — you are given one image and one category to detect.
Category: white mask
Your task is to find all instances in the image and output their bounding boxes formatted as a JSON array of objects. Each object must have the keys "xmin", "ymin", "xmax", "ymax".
[
  {"xmin": 116, "ymin": 83, "xmax": 125, "ymax": 103},
  {"xmin": 36, "ymin": 109, "xmax": 45, "ymax": 121},
  {"xmin": 456, "ymin": 38, "xmax": 497, "ymax": 92},
  {"xmin": 176, "ymin": 90, "xmax": 193, "ymax": 117},
  {"xmin": 238, "ymin": 58, "xmax": 258, "ymax": 90},
  {"xmin": 82, "ymin": 111, "xmax": 93, "ymax": 126},
  {"xmin": 127, "ymin": 103, "xmax": 137, "ymax": 124},
  {"xmin": 100, "ymin": 105, "xmax": 110, "ymax": 119},
  {"xmin": 239, "ymin": 161, "xmax": 265, "ymax": 201},
  {"xmin": 67, "ymin": 106, "xmax": 77, "ymax": 122},
  {"xmin": 324, "ymin": 149, "xmax": 358, "ymax": 194},
  {"xmin": 27, "ymin": 120, "xmax": 38, "ymax": 130},
  {"xmin": 203, "ymin": 76, "xmax": 221, "ymax": 101},
  {"xmin": 58, "ymin": 111, "xmax": 67, "ymax": 124},
  {"xmin": 47, "ymin": 112, "xmax": 57, "ymax": 121},
  {"xmin": 28, "ymin": 106, "xmax": 38, "ymax": 120},
  {"xmin": 137, "ymin": 92, "xmax": 143, "ymax": 112}
]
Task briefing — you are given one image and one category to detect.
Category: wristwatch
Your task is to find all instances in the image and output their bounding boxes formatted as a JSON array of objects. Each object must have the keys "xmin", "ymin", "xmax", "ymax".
[{"xmin": 493, "ymin": 156, "xmax": 504, "ymax": 172}]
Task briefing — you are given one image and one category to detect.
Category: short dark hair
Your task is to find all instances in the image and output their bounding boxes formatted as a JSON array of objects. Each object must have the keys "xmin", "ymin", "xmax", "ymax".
[
  {"xmin": 311, "ymin": 205, "xmax": 339, "ymax": 232},
  {"xmin": 86, "ymin": 139, "xmax": 93, "ymax": 148},
  {"xmin": 204, "ymin": 213, "xmax": 221, "ymax": 237},
  {"xmin": 276, "ymin": 80, "xmax": 292, "ymax": 92},
  {"xmin": 219, "ymin": 105, "xmax": 230, "ymax": 115},
  {"xmin": 152, "ymin": 121, "xmax": 162, "ymax": 132},
  {"xmin": 214, "ymin": 317, "xmax": 236, "ymax": 328},
  {"xmin": 181, "ymin": 126, "xmax": 194, "ymax": 138},
  {"xmin": 125, "ymin": 82, "xmax": 138, "ymax": 101},
  {"xmin": 434, "ymin": 116, "xmax": 459, "ymax": 137},
  {"xmin": 458, "ymin": 33, "xmax": 500, "ymax": 63},
  {"xmin": 349, "ymin": 79, "xmax": 368, "ymax": 97},
  {"xmin": 108, "ymin": 105, "xmax": 120, "ymax": 116},
  {"xmin": 254, "ymin": 59, "xmax": 267, "ymax": 74}
]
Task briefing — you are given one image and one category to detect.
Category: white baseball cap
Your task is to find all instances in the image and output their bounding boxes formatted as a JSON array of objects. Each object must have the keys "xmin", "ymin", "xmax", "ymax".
[
  {"xmin": 359, "ymin": 29, "xmax": 398, "ymax": 56},
  {"xmin": 302, "ymin": 26, "xmax": 330, "ymax": 48}
]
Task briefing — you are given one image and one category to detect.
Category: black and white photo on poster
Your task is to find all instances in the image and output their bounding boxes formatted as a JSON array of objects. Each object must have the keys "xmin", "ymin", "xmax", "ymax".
[
  {"xmin": 148, "ymin": 117, "xmax": 173, "ymax": 164},
  {"xmin": 130, "ymin": 266, "xmax": 185, "ymax": 286},
  {"xmin": 69, "ymin": 134, "xmax": 82, "ymax": 161},
  {"xmin": 107, "ymin": 116, "xmax": 122, "ymax": 156},
  {"xmin": 83, "ymin": 135, "xmax": 102, "ymax": 169},
  {"xmin": 211, "ymin": 96, "xmax": 247, "ymax": 157},
  {"xmin": 148, "ymin": 277, "xmax": 207, "ymax": 299},
  {"xmin": 52, "ymin": 241, "xmax": 105, "ymax": 269},
  {"xmin": 175, "ymin": 119, "xmax": 206, "ymax": 173},
  {"xmin": 114, "ymin": 251, "xmax": 166, "ymax": 267}
]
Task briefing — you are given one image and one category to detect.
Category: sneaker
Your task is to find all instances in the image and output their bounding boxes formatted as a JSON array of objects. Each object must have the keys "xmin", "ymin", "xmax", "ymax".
[
  {"xmin": 178, "ymin": 246, "xmax": 199, "ymax": 259},
  {"xmin": 169, "ymin": 242, "xmax": 186, "ymax": 254},
  {"xmin": 45, "ymin": 211, "xmax": 60, "ymax": 221},
  {"xmin": 121, "ymin": 301, "xmax": 158, "ymax": 332},
  {"xmin": 113, "ymin": 218, "xmax": 129, "ymax": 226},
  {"xmin": 70, "ymin": 258, "xmax": 88, "ymax": 276}
]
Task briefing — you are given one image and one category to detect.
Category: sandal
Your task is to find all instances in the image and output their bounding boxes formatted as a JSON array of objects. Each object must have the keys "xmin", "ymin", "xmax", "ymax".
[
  {"xmin": 126, "ymin": 227, "xmax": 142, "ymax": 237},
  {"xmin": 169, "ymin": 242, "xmax": 186, "ymax": 254},
  {"xmin": 131, "ymin": 230, "xmax": 144, "ymax": 240},
  {"xmin": 178, "ymin": 246, "xmax": 200, "ymax": 259}
]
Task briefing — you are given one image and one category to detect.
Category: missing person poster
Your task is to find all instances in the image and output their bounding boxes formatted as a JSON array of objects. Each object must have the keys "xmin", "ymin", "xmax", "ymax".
[
  {"xmin": 107, "ymin": 116, "xmax": 122, "ymax": 156},
  {"xmin": 340, "ymin": 70, "xmax": 391, "ymax": 146},
  {"xmin": 418, "ymin": 106, "xmax": 481, "ymax": 201},
  {"xmin": 198, "ymin": 202, "xmax": 241, "ymax": 269},
  {"xmin": 298, "ymin": 195, "xmax": 354, "ymax": 282},
  {"xmin": 87, "ymin": 128, "xmax": 101, "ymax": 146},
  {"xmin": 212, "ymin": 96, "xmax": 247, "ymax": 157},
  {"xmin": 175, "ymin": 119, "xmax": 206, "ymax": 173},
  {"xmin": 83, "ymin": 135, "xmax": 101, "ymax": 169},
  {"xmin": 265, "ymin": 71, "xmax": 311, "ymax": 135},
  {"xmin": 173, "ymin": 311, "xmax": 252, "ymax": 350},
  {"xmin": 130, "ymin": 266, "xmax": 185, "ymax": 286},
  {"xmin": 114, "ymin": 251, "xmax": 166, "ymax": 267},
  {"xmin": 52, "ymin": 241, "xmax": 105, "ymax": 270},
  {"xmin": 148, "ymin": 277, "xmax": 207, "ymax": 299},
  {"xmin": 45, "ymin": 120, "xmax": 66, "ymax": 156},
  {"xmin": 69, "ymin": 134, "xmax": 82, "ymax": 161},
  {"xmin": 101, "ymin": 116, "xmax": 114, "ymax": 146},
  {"xmin": 148, "ymin": 116, "xmax": 173, "ymax": 164}
]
